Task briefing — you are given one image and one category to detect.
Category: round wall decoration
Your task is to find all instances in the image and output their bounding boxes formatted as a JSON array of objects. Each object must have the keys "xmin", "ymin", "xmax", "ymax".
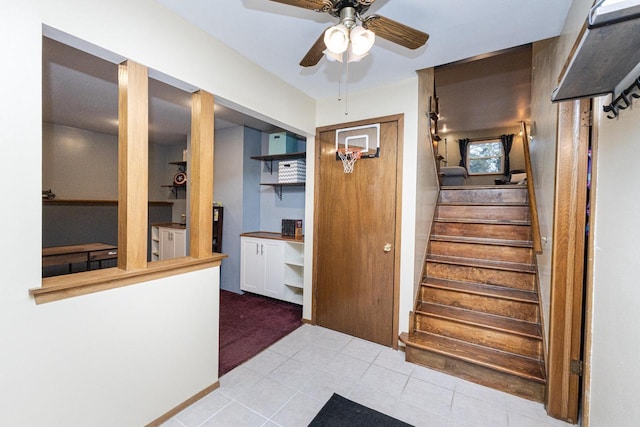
[{"xmin": 174, "ymin": 172, "xmax": 187, "ymax": 186}]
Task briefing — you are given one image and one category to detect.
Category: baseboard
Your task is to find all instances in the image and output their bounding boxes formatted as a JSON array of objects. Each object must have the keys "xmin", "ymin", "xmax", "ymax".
[
  {"xmin": 302, "ymin": 318, "xmax": 314, "ymax": 324},
  {"xmin": 146, "ymin": 381, "xmax": 220, "ymax": 427}
]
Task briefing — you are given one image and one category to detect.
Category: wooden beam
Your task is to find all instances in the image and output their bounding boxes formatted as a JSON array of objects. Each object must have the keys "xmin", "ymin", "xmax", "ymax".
[
  {"xmin": 546, "ymin": 98, "xmax": 590, "ymax": 423},
  {"xmin": 118, "ymin": 60, "xmax": 148, "ymax": 270},
  {"xmin": 189, "ymin": 90, "xmax": 214, "ymax": 258}
]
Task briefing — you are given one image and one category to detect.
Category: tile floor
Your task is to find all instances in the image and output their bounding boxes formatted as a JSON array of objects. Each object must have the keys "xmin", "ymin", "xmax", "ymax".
[{"xmin": 162, "ymin": 324, "xmax": 576, "ymax": 427}]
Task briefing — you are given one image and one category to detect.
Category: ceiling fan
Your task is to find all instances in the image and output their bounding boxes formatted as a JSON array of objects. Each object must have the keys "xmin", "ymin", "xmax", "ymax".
[{"xmin": 269, "ymin": 0, "xmax": 429, "ymax": 67}]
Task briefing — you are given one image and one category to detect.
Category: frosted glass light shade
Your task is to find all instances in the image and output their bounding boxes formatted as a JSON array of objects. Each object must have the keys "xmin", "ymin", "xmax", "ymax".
[
  {"xmin": 323, "ymin": 49, "xmax": 344, "ymax": 62},
  {"xmin": 324, "ymin": 24, "xmax": 349, "ymax": 54},
  {"xmin": 350, "ymin": 25, "xmax": 375, "ymax": 56}
]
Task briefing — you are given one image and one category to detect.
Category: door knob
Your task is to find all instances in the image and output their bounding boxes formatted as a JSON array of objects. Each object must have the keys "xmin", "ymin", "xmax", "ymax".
[{"xmin": 383, "ymin": 243, "xmax": 392, "ymax": 252}]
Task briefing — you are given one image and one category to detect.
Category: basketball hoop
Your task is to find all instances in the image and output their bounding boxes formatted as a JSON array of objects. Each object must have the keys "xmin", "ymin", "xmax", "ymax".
[{"xmin": 337, "ymin": 148, "xmax": 361, "ymax": 173}]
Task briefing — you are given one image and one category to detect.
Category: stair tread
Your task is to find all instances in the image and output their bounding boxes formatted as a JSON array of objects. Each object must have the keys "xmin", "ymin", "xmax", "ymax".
[
  {"xmin": 440, "ymin": 185, "xmax": 526, "ymax": 190},
  {"xmin": 427, "ymin": 254, "xmax": 536, "ymax": 273},
  {"xmin": 431, "ymin": 234, "xmax": 533, "ymax": 248},
  {"xmin": 438, "ymin": 201, "xmax": 529, "ymax": 207},
  {"xmin": 434, "ymin": 218, "xmax": 531, "ymax": 226},
  {"xmin": 416, "ymin": 302, "xmax": 542, "ymax": 339},
  {"xmin": 422, "ymin": 278, "xmax": 538, "ymax": 304},
  {"xmin": 400, "ymin": 331, "xmax": 545, "ymax": 383}
]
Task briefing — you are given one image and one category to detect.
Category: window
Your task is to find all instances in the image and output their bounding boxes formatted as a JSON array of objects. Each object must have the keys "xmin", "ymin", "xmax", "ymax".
[
  {"xmin": 34, "ymin": 31, "xmax": 222, "ymax": 304},
  {"xmin": 467, "ymin": 140, "xmax": 504, "ymax": 175}
]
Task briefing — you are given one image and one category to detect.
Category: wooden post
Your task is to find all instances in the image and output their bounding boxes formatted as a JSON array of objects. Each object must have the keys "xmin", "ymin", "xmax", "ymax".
[
  {"xmin": 118, "ymin": 60, "xmax": 148, "ymax": 270},
  {"xmin": 189, "ymin": 90, "xmax": 214, "ymax": 258}
]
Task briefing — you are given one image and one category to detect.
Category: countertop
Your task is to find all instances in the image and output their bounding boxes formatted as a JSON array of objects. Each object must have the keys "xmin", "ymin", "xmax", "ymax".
[{"xmin": 241, "ymin": 231, "xmax": 304, "ymax": 243}]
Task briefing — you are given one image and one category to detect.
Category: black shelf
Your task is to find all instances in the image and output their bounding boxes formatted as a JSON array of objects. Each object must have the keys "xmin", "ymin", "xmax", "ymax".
[
  {"xmin": 260, "ymin": 182, "xmax": 305, "ymax": 200},
  {"xmin": 251, "ymin": 152, "xmax": 306, "ymax": 174},
  {"xmin": 250, "ymin": 152, "xmax": 306, "ymax": 161}
]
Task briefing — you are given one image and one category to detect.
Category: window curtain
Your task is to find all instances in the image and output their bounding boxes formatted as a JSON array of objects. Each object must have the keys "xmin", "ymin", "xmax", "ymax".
[
  {"xmin": 458, "ymin": 138, "xmax": 470, "ymax": 168},
  {"xmin": 501, "ymin": 133, "xmax": 514, "ymax": 175}
]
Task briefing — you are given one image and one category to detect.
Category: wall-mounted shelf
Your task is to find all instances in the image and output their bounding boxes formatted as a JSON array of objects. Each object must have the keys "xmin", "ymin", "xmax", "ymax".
[
  {"xmin": 251, "ymin": 152, "xmax": 306, "ymax": 174},
  {"xmin": 260, "ymin": 182, "xmax": 305, "ymax": 200},
  {"xmin": 163, "ymin": 161, "xmax": 187, "ymax": 199}
]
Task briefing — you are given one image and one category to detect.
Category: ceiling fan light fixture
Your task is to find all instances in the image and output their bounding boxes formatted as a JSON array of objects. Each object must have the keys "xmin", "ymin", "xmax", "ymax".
[
  {"xmin": 324, "ymin": 24, "xmax": 349, "ymax": 54},
  {"xmin": 349, "ymin": 25, "xmax": 375, "ymax": 56},
  {"xmin": 347, "ymin": 48, "xmax": 368, "ymax": 63},
  {"xmin": 323, "ymin": 49, "xmax": 344, "ymax": 63}
]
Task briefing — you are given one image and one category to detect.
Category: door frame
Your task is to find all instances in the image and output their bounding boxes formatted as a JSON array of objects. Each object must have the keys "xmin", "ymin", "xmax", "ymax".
[
  {"xmin": 311, "ymin": 114, "xmax": 404, "ymax": 349},
  {"xmin": 546, "ymin": 98, "xmax": 591, "ymax": 422}
]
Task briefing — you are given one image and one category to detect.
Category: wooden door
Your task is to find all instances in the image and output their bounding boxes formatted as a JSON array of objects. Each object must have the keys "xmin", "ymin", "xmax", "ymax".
[{"xmin": 313, "ymin": 116, "xmax": 402, "ymax": 347}]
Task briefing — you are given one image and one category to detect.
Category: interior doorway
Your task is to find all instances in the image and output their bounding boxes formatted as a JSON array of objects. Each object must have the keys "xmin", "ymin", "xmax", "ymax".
[{"xmin": 313, "ymin": 115, "xmax": 403, "ymax": 347}]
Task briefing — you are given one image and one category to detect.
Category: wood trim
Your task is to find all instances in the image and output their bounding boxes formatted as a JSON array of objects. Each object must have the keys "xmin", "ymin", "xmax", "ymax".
[
  {"xmin": 43, "ymin": 200, "xmax": 173, "ymax": 206},
  {"xmin": 241, "ymin": 231, "xmax": 304, "ymax": 243},
  {"xmin": 546, "ymin": 98, "xmax": 590, "ymax": 422},
  {"xmin": 31, "ymin": 254, "xmax": 226, "ymax": 304},
  {"xmin": 118, "ymin": 60, "xmax": 149, "ymax": 270},
  {"xmin": 581, "ymin": 97, "xmax": 600, "ymax": 427},
  {"xmin": 392, "ymin": 115, "xmax": 404, "ymax": 350},
  {"xmin": 145, "ymin": 382, "xmax": 220, "ymax": 427},
  {"xmin": 520, "ymin": 122, "xmax": 543, "ymax": 253},
  {"xmin": 189, "ymin": 90, "xmax": 215, "ymax": 259}
]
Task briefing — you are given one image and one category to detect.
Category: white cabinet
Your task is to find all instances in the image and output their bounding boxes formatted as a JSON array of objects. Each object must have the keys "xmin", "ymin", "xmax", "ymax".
[
  {"xmin": 151, "ymin": 225, "xmax": 186, "ymax": 261},
  {"xmin": 240, "ymin": 234, "xmax": 304, "ymax": 305}
]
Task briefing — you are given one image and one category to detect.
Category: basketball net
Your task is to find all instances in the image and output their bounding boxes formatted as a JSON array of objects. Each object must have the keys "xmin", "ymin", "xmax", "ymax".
[{"xmin": 337, "ymin": 148, "xmax": 361, "ymax": 174}]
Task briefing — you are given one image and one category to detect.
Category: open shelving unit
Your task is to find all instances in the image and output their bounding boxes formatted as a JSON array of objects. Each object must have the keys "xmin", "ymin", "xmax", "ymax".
[{"xmin": 252, "ymin": 152, "xmax": 306, "ymax": 200}]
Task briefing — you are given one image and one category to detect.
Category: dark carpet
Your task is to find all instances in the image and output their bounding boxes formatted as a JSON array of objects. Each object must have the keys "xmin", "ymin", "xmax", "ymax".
[
  {"xmin": 219, "ymin": 290, "xmax": 302, "ymax": 376},
  {"xmin": 309, "ymin": 393, "xmax": 413, "ymax": 426}
]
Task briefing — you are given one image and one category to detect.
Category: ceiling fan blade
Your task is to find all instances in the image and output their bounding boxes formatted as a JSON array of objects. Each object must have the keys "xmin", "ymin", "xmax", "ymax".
[
  {"xmin": 300, "ymin": 29, "xmax": 328, "ymax": 67},
  {"xmin": 268, "ymin": 0, "xmax": 331, "ymax": 12},
  {"xmin": 363, "ymin": 15, "xmax": 429, "ymax": 50}
]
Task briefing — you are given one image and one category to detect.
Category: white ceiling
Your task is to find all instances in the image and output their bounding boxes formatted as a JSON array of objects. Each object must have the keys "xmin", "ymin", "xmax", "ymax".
[
  {"xmin": 43, "ymin": 1, "xmax": 574, "ymax": 144},
  {"xmin": 156, "ymin": 0, "xmax": 572, "ymax": 99}
]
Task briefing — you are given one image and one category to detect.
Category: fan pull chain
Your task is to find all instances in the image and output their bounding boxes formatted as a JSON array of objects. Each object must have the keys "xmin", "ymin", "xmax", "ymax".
[
  {"xmin": 337, "ymin": 55, "xmax": 343, "ymax": 101},
  {"xmin": 344, "ymin": 59, "xmax": 349, "ymax": 116}
]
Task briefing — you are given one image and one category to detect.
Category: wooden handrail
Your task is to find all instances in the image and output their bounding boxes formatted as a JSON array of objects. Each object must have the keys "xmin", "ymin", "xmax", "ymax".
[{"xmin": 520, "ymin": 121, "xmax": 542, "ymax": 254}]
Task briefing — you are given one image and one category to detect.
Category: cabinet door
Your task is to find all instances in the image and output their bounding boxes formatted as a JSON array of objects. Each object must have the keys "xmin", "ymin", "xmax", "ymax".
[
  {"xmin": 159, "ymin": 228, "xmax": 174, "ymax": 260},
  {"xmin": 173, "ymin": 229, "xmax": 186, "ymax": 257},
  {"xmin": 263, "ymin": 240, "xmax": 284, "ymax": 299},
  {"xmin": 241, "ymin": 238, "xmax": 265, "ymax": 293}
]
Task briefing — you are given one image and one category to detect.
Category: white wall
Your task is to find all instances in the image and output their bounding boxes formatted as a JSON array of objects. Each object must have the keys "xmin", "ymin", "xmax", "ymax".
[
  {"xmin": 2, "ymin": 0, "xmax": 316, "ymax": 425},
  {"xmin": 316, "ymin": 76, "xmax": 440, "ymax": 335},
  {"xmin": 588, "ymin": 93, "xmax": 640, "ymax": 426},
  {"xmin": 42, "ymin": 123, "xmax": 119, "ymax": 199}
]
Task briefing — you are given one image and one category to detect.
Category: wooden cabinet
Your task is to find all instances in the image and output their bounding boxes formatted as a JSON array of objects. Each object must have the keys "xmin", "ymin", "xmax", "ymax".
[
  {"xmin": 240, "ymin": 233, "xmax": 304, "ymax": 305},
  {"xmin": 151, "ymin": 224, "xmax": 186, "ymax": 261}
]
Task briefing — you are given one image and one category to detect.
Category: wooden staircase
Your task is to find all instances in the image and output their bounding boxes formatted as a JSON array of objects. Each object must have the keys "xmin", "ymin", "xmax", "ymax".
[{"xmin": 400, "ymin": 185, "xmax": 546, "ymax": 402}]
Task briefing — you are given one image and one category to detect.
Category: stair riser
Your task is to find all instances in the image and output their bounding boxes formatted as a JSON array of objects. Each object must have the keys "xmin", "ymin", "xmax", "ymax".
[
  {"xmin": 429, "ymin": 241, "xmax": 533, "ymax": 264},
  {"xmin": 405, "ymin": 345, "xmax": 544, "ymax": 402},
  {"xmin": 439, "ymin": 188, "xmax": 528, "ymax": 204},
  {"xmin": 415, "ymin": 315, "xmax": 543, "ymax": 358},
  {"xmin": 432, "ymin": 222, "xmax": 532, "ymax": 241},
  {"xmin": 426, "ymin": 262, "xmax": 536, "ymax": 291},
  {"xmin": 436, "ymin": 205, "xmax": 530, "ymax": 222},
  {"xmin": 421, "ymin": 287, "xmax": 539, "ymax": 322}
]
